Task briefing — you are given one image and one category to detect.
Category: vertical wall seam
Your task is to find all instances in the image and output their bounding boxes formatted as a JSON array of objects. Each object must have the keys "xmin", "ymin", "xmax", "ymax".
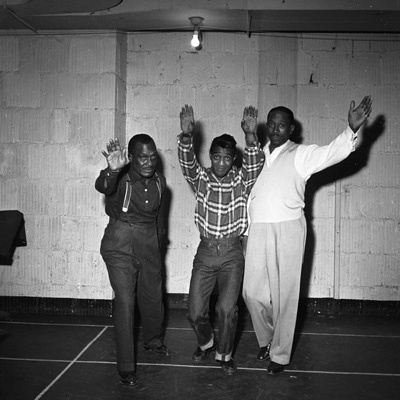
[{"xmin": 333, "ymin": 179, "xmax": 342, "ymax": 300}]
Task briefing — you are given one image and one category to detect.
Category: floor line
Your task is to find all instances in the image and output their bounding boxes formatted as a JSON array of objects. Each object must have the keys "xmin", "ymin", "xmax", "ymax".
[
  {"xmin": 1, "ymin": 321, "xmax": 399, "ymax": 338},
  {"xmin": 294, "ymin": 332, "xmax": 400, "ymax": 338},
  {"xmin": 33, "ymin": 326, "xmax": 109, "ymax": 400},
  {"xmin": 2, "ymin": 356, "xmax": 399, "ymax": 378},
  {"xmin": 0, "ymin": 321, "xmax": 114, "ymax": 328}
]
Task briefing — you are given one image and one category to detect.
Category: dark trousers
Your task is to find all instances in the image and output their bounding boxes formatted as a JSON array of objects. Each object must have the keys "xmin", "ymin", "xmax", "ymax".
[
  {"xmin": 187, "ymin": 236, "xmax": 244, "ymax": 362},
  {"xmin": 100, "ymin": 218, "xmax": 164, "ymax": 372}
]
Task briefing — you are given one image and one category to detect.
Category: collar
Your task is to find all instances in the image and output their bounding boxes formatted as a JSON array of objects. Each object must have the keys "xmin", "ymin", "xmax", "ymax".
[
  {"xmin": 128, "ymin": 168, "xmax": 158, "ymax": 184},
  {"xmin": 266, "ymin": 139, "xmax": 290, "ymax": 156},
  {"xmin": 207, "ymin": 165, "xmax": 237, "ymax": 183}
]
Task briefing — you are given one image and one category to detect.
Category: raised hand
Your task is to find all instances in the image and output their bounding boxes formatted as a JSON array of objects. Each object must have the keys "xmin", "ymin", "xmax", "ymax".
[
  {"xmin": 348, "ymin": 95, "xmax": 372, "ymax": 133},
  {"xmin": 180, "ymin": 104, "xmax": 195, "ymax": 135},
  {"xmin": 101, "ymin": 138, "xmax": 128, "ymax": 171},
  {"xmin": 241, "ymin": 105, "xmax": 258, "ymax": 135}
]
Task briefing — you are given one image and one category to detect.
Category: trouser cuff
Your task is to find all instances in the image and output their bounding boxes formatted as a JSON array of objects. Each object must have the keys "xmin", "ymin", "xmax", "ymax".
[
  {"xmin": 199, "ymin": 335, "xmax": 214, "ymax": 351},
  {"xmin": 215, "ymin": 351, "xmax": 232, "ymax": 362}
]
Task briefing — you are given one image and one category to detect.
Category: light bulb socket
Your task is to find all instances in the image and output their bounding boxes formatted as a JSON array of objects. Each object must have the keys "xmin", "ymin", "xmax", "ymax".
[{"xmin": 189, "ymin": 16, "xmax": 204, "ymax": 27}]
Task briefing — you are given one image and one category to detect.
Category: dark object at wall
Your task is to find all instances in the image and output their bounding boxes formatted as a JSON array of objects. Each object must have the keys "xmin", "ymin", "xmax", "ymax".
[{"xmin": 0, "ymin": 210, "xmax": 27, "ymax": 265}]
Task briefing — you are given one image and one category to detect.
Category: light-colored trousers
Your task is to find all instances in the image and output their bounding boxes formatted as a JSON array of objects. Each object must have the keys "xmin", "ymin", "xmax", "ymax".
[{"xmin": 243, "ymin": 216, "xmax": 306, "ymax": 365}]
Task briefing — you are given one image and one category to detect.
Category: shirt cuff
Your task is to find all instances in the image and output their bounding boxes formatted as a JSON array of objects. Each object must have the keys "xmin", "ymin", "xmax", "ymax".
[
  {"xmin": 345, "ymin": 125, "xmax": 358, "ymax": 151},
  {"xmin": 105, "ymin": 168, "xmax": 120, "ymax": 177}
]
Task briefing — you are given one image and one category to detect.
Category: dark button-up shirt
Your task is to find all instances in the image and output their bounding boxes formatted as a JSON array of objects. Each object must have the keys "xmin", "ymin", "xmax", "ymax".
[{"xmin": 95, "ymin": 166, "xmax": 166, "ymax": 237}]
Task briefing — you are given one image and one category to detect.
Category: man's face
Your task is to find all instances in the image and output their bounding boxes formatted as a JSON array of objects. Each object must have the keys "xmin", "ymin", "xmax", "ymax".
[
  {"xmin": 129, "ymin": 142, "xmax": 158, "ymax": 178},
  {"xmin": 209, "ymin": 146, "xmax": 236, "ymax": 179},
  {"xmin": 266, "ymin": 110, "xmax": 295, "ymax": 152}
]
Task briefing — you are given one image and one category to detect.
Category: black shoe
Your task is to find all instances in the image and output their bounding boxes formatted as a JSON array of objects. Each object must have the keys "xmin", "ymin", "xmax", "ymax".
[
  {"xmin": 219, "ymin": 359, "xmax": 237, "ymax": 375},
  {"xmin": 119, "ymin": 372, "xmax": 138, "ymax": 386},
  {"xmin": 192, "ymin": 339, "xmax": 218, "ymax": 362},
  {"xmin": 267, "ymin": 361, "xmax": 285, "ymax": 375},
  {"xmin": 257, "ymin": 343, "xmax": 271, "ymax": 361},
  {"xmin": 143, "ymin": 344, "xmax": 171, "ymax": 356}
]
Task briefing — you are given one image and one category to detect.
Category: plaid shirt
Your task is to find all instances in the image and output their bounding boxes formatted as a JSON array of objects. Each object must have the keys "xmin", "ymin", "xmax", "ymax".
[{"xmin": 178, "ymin": 137, "xmax": 264, "ymax": 238}]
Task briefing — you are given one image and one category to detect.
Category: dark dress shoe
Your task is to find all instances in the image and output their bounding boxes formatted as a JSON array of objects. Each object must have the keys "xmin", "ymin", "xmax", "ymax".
[
  {"xmin": 192, "ymin": 339, "xmax": 218, "ymax": 362},
  {"xmin": 257, "ymin": 343, "xmax": 271, "ymax": 360},
  {"xmin": 219, "ymin": 358, "xmax": 237, "ymax": 375},
  {"xmin": 119, "ymin": 372, "xmax": 138, "ymax": 386},
  {"xmin": 267, "ymin": 361, "xmax": 285, "ymax": 375},
  {"xmin": 143, "ymin": 344, "xmax": 171, "ymax": 356}
]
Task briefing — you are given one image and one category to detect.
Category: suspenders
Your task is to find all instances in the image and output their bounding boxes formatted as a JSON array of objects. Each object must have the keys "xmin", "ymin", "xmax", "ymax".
[
  {"xmin": 122, "ymin": 181, "xmax": 132, "ymax": 213},
  {"xmin": 122, "ymin": 173, "xmax": 162, "ymax": 213}
]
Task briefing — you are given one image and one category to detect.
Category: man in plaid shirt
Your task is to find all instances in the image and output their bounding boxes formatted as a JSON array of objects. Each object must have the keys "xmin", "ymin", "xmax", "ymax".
[{"xmin": 178, "ymin": 104, "xmax": 264, "ymax": 375}]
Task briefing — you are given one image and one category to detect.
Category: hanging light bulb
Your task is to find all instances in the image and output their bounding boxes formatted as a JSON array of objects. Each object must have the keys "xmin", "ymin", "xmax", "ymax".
[
  {"xmin": 191, "ymin": 27, "xmax": 200, "ymax": 48},
  {"xmin": 189, "ymin": 17, "xmax": 204, "ymax": 50}
]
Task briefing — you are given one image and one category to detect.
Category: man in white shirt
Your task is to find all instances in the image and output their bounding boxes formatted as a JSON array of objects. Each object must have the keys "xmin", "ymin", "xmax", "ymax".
[{"xmin": 242, "ymin": 96, "xmax": 373, "ymax": 375}]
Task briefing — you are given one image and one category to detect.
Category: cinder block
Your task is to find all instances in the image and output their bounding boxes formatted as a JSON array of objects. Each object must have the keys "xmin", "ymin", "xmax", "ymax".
[
  {"xmin": 381, "ymin": 52, "xmax": 400, "ymax": 84},
  {"xmin": 258, "ymin": 84, "xmax": 298, "ymax": 118},
  {"xmin": 69, "ymin": 35, "xmax": 117, "ymax": 74},
  {"xmin": 65, "ymin": 183, "xmax": 104, "ymax": 218},
  {"xmin": 75, "ymin": 74, "xmax": 117, "ymax": 110},
  {"xmin": 130, "ymin": 85, "xmax": 182, "ymax": 118},
  {"xmin": 31, "ymin": 215, "xmax": 63, "ymax": 250},
  {"xmin": 0, "ymin": 108, "xmax": 18, "ymax": 143},
  {"xmin": 0, "ymin": 179, "xmax": 19, "ymax": 209},
  {"xmin": 17, "ymin": 109, "xmax": 53, "ymax": 144},
  {"xmin": 301, "ymin": 34, "xmax": 337, "ymax": 52},
  {"xmin": 341, "ymin": 187, "xmax": 400, "ymax": 219},
  {"xmin": 312, "ymin": 52, "xmax": 350, "ymax": 86},
  {"xmin": 65, "ymin": 251, "xmax": 109, "ymax": 286},
  {"xmin": 130, "ymin": 33, "xmax": 169, "ymax": 52},
  {"xmin": 258, "ymin": 52, "xmax": 278, "ymax": 85},
  {"xmin": 213, "ymin": 53, "xmax": 246, "ymax": 84},
  {"xmin": 127, "ymin": 53, "xmax": 147, "ymax": 85},
  {"xmin": 144, "ymin": 52, "xmax": 181, "ymax": 85},
  {"xmin": 349, "ymin": 53, "xmax": 381, "ymax": 86},
  {"xmin": 40, "ymin": 74, "xmax": 78, "ymax": 108},
  {"xmin": 82, "ymin": 218, "xmax": 106, "ymax": 252},
  {"xmin": 53, "ymin": 109, "xmax": 70, "ymax": 143},
  {"xmin": 59, "ymin": 216, "xmax": 84, "ymax": 251},
  {"xmin": 259, "ymin": 33, "xmax": 299, "ymax": 52},
  {"xmin": 25, "ymin": 143, "xmax": 67, "ymax": 180},
  {"xmin": 0, "ymin": 36, "xmax": 19, "ymax": 71},
  {"xmin": 202, "ymin": 33, "xmax": 238, "ymax": 53},
  {"xmin": 340, "ymin": 253, "xmax": 399, "ymax": 288},
  {"xmin": 179, "ymin": 52, "xmax": 214, "ymax": 84},
  {"xmin": 0, "ymin": 143, "xmax": 24, "ymax": 179},
  {"xmin": 20, "ymin": 36, "xmax": 69, "ymax": 73},
  {"xmin": 340, "ymin": 219, "xmax": 399, "ymax": 255},
  {"xmin": 4, "ymin": 72, "xmax": 40, "ymax": 107}
]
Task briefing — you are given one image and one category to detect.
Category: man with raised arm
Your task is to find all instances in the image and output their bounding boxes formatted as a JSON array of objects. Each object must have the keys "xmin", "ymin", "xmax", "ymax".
[
  {"xmin": 243, "ymin": 96, "xmax": 373, "ymax": 375},
  {"xmin": 95, "ymin": 134, "xmax": 170, "ymax": 386},
  {"xmin": 178, "ymin": 105, "xmax": 264, "ymax": 375}
]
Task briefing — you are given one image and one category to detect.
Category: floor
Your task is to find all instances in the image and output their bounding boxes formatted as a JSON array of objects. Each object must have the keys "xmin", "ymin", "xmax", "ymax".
[{"xmin": 0, "ymin": 307, "xmax": 399, "ymax": 400}]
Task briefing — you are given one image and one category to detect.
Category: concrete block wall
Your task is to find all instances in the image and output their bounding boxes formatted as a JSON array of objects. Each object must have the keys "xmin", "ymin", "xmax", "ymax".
[
  {"xmin": 126, "ymin": 32, "xmax": 260, "ymax": 294},
  {"xmin": 0, "ymin": 30, "xmax": 399, "ymax": 301},
  {"xmin": 0, "ymin": 32, "xmax": 125, "ymax": 299}
]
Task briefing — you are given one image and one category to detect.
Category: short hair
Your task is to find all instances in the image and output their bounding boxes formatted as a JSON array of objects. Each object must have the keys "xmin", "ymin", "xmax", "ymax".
[
  {"xmin": 128, "ymin": 134, "xmax": 156, "ymax": 155},
  {"xmin": 267, "ymin": 106, "xmax": 294, "ymax": 125},
  {"xmin": 209, "ymin": 134, "xmax": 237, "ymax": 156}
]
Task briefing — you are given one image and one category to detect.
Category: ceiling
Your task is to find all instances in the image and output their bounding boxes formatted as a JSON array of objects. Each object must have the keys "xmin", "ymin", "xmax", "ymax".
[{"xmin": 1, "ymin": 0, "xmax": 400, "ymax": 34}]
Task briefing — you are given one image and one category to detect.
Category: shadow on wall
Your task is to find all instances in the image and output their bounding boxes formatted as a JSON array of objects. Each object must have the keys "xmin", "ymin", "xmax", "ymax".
[{"xmin": 301, "ymin": 114, "xmax": 387, "ymax": 299}]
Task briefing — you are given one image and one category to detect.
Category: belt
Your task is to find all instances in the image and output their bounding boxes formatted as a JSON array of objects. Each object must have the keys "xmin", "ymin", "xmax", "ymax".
[{"xmin": 199, "ymin": 235, "xmax": 241, "ymax": 244}]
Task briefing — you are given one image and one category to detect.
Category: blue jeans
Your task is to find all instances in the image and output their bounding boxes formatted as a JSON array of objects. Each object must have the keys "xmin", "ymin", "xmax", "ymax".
[
  {"xmin": 100, "ymin": 218, "xmax": 164, "ymax": 372},
  {"xmin": 187, "ymin": 236, "xmax": 244, "ymax": 362}
]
